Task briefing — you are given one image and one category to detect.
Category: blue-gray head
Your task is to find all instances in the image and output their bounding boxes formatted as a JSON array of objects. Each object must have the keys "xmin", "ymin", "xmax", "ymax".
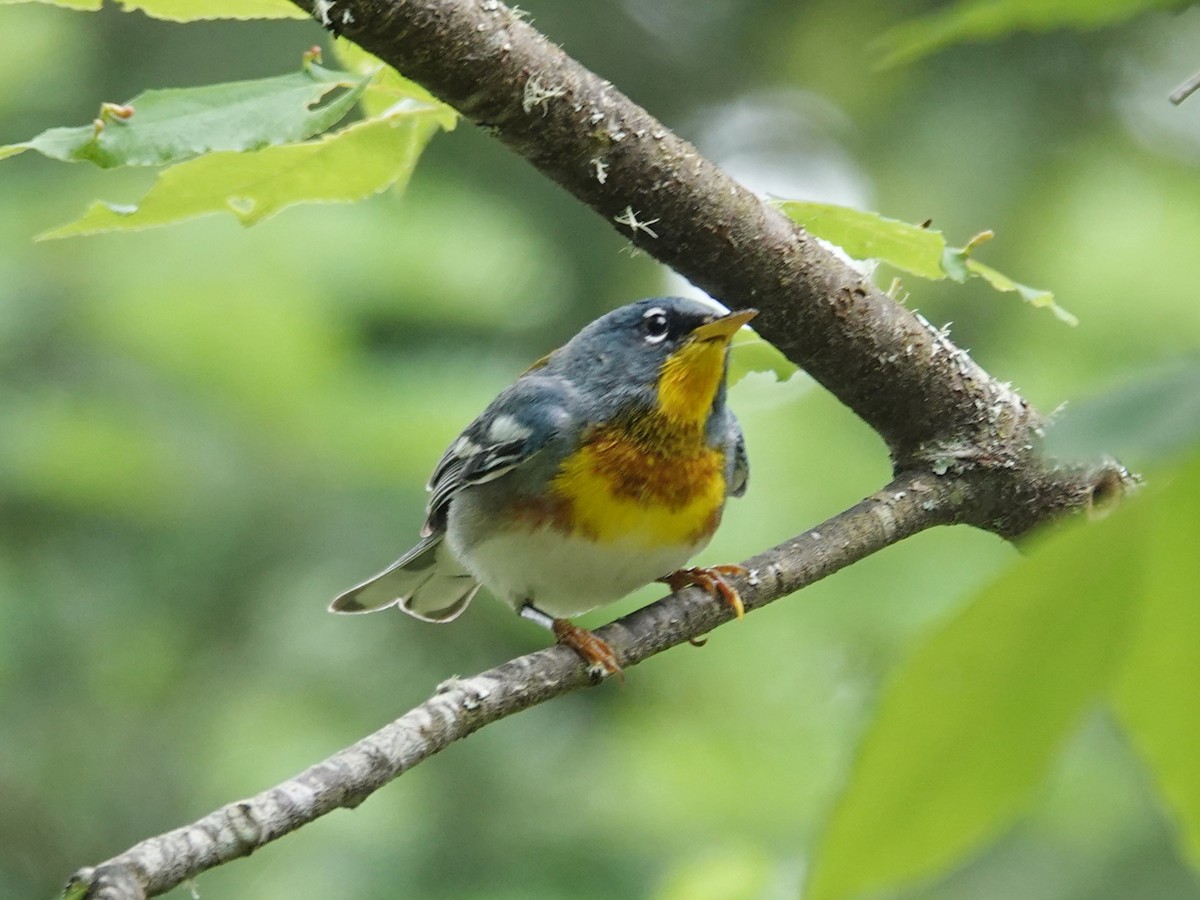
[{"xmin": 549, "ymin": 297, "xmax": 757, "ymax": 425}]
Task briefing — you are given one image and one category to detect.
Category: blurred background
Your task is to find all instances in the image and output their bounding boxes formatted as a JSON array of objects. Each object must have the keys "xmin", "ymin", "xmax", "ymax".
[{"xmin": 2, "ymin": 1, "xmax": 1199, "ymax": 898}]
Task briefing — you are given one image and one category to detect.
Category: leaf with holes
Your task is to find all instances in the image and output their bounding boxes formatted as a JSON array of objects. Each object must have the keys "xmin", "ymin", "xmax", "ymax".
[
  {"xmin": 121, "ymin": 0, "xmax": 306, "ymax": 19},
  {"xmin": 0, "ymin": 0, "xmax": 306, "ymax": 17},
  {"xmin": 777, "ymin": 199, "xmax": 1074, "ymax": 324},
  {"xmin": 0, "ymin": 63, "xmax": 369, "ymax": 169},
  {"xmin": 777, "ymin": 200, "xmax": 945, "ymax": 280},
  {"xmin": 0, "ymin": 0, "xmax": 99, "ymax": 8},
  {"xmin": 331, "ymin": 37, "xmax": 455, "ymax": 121},
  {"xmin": 38, "ymin": 103, "xmax": 453, "ymax": 238}
]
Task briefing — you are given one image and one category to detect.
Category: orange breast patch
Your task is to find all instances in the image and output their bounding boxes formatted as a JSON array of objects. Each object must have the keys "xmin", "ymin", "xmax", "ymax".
[{"xmin": 550, "ymin": 421, "xmax": 726, "ymax": 547}]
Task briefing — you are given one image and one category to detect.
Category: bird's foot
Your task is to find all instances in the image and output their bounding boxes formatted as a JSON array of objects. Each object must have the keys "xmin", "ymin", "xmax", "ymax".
[
  {"xmin": 661, "ymin": 564, "xmax": 748, "ymax": 620},
  {"xmin": 520, "ymin": 603, "xmax": 622, "ymax": 681},
  {"xmin": 551, "ymin": 618, "xmax": 623, "ymax": 682}
]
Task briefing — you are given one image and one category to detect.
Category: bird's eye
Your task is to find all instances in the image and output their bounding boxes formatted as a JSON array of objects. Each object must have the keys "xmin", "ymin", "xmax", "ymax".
[{"xmin": 641, "ymin": 308, "xmax": 669, "ymax": 344}]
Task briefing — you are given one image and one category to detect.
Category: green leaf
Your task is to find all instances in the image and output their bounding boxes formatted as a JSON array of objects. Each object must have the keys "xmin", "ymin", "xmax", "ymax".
[
  {"xmin": 0, "ymin": 63, "xmax": 369, "ymax": 169},
  {"xmin": 1044, "ymin": 358, "xmax": 1200, "ymax": 468},
  {"xmin": 963, "ymin": 258, "xmax": 1078, "ymax": 326},
  {"xmin": 777, "ymin": 199, "xmax": 1074, "ymax": 324},
  {"xmin": 0, "ymin": 0, "xmax": 98, "ymax": 7},
  {"xmin": 38, "ymin": 103, "xmax": 452, "ymax": 238},
  {"xmin": 119, "ymin": 0, "xmax": 307, "ymax": 19},
  {"xmin": 877, "ymin": 0, "xmax": 1190, "ymax": 68},
  {"xmin": 0, "ymin": 0, "xmax": 309, "ymax": 18},
  {"xmin": 728, "ymin": 329, "xmax": 798, "ymax": 385},
  {"xmin": 332, "ymin": 37, "xmax": 454, "ymax": 121},
  {"xmin": 776, "ymin": 200, "xmax": 945, "ymax": 280},
  {"xmin": 807, "ymin": 508, "xmax": 1143, "ymax": 900},
  {"xmin": 939, "ymin": 228, "xmax": 995, "ymax": 283},
  {"xmin": 1112, "ymin": 454, "xmax": 1200, "ymax": 869}
]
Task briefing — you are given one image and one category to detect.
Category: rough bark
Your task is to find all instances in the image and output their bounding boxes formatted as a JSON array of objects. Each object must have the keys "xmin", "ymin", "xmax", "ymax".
[{"xmin": 289, "ymin": 0, "xmax": 1123, "ymax": 538}]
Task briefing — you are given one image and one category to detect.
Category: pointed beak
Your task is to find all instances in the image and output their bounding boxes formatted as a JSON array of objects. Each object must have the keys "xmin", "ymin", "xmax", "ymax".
[{"xmin": 689, "ymin": 308, "xmax": 758, "ymax": 343}]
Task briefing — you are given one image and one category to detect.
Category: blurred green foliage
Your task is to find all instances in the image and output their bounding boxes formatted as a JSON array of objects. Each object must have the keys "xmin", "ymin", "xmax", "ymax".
[
  {"xmin": 875, "ymin": 0, "xmax": 1193, "ymax": 67},
  {"xmin": 1, "ymin": 1, "xmax": 1199, "ymax": 899},
  {"xmin": 809, "ymin": 461, "xmax": 1200, "ymax": 898}
]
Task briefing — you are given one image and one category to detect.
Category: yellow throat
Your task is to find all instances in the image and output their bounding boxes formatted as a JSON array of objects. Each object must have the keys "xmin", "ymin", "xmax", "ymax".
[
  {"xmin": 657, "ymin": 308, "xmax": 755, "ymax": 425},
  {"xmin": 658, "ymin": 337, "xmax": 730, "ymax": 425},
  {"xmin": 547, "ymin": 308, "xmax": 756, "ymax": 547}
]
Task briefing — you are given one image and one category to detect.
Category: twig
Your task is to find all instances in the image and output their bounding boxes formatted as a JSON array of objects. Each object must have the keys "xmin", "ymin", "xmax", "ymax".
[
  {"xmin": 68, "ymin": 474, "xmax": 959, "ymax": 900},
  {"xmin": 1169, "ymin": 68, "xmax": 1200, "ymax": 105}
]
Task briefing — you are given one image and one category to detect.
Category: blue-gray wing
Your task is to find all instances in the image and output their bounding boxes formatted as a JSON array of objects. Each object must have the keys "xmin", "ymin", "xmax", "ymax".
[
  {"xmin": 422, "ymin": 374, "xmax": 577, "ymax": 536},
  {"xmin": 725, "ymin": 413, "xmax": 749, "ymax": 498}
]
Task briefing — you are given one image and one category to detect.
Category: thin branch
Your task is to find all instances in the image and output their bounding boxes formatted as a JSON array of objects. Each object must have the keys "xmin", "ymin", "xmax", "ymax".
[
  {"xmin": 68, "ymin": 473, "xmax": 957, "ymax": 900},
  {"xmin": 1169, "ymin": 68, "xmax": 1200, "ymax": 105}
]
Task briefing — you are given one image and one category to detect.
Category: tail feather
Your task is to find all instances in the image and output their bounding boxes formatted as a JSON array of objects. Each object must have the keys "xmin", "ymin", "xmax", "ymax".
[{"xmin": 330, "ymin": 536, "xmax": 480, "ymax": 622}]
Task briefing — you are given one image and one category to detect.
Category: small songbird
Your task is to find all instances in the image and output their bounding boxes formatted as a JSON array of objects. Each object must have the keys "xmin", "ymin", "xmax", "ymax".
[{"xmin": 331, "ymin": 297, "xmax": 755, "ymax": 677}]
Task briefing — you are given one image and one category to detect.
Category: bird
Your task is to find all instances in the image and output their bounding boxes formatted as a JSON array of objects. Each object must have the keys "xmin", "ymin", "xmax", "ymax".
[{"xmin": 330, "ymin": 296, "xmax": 756, "ymax": 678}]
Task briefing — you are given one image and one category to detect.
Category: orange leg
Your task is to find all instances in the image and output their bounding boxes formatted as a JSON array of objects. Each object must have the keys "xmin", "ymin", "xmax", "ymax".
[
  {"xmin": 552, "ymin": 619, "xmax": 623, "ymax": 681},
  {"xmin": 660, "ymin": 564, "xmax": 748, "ymax": 620},
  {"xmin": 520, "ymin": 603, "xmax": 622, "ymax": 681}
]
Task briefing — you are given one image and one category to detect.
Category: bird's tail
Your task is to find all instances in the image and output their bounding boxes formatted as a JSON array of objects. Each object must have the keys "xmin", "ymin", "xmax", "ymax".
[{"xmin": 329, "ymin": 535, "xmax": 480, "ymax": 622}]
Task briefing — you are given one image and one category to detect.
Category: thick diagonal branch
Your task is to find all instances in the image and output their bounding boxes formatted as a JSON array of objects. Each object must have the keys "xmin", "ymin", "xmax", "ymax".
[
  {"xmin": 286, "ymin": 0, "xmax": 1130, "ymax": 538},
  {"xmin": 68, "ymin": 473, "xmax": 959, "ymax": 900}
]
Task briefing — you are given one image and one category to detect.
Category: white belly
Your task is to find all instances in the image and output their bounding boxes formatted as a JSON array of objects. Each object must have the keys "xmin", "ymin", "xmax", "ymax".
[{"xmin": 452, "ymin": 527, "xmax": 705, "ymax": 618}]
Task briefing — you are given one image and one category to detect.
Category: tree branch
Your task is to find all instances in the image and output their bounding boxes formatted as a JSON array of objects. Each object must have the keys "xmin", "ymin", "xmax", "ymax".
[
  {"xmin": 63, "ymin": 1, "xmax": 1136, "ymax": 896},
  {"xmin": 70, "ymin": 473, "xmax": 959, "ymax": 900},
  {"xmin": 288, "ymin": 0, "xmax": 1130, "ymax": 539},
  {"xmin": 1169, "ymin": 68, "xmax": 1200, "ymax": 105}
]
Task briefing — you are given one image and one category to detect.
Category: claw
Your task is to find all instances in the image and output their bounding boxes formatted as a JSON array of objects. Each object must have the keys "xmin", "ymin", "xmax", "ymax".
[
  {"xmin": 660, "ymin": 564, "xmax": 748, "ymax": 620},
  {"xmin": 551, "ymin": 618, "xmax": 623, "ymax": 682}
]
